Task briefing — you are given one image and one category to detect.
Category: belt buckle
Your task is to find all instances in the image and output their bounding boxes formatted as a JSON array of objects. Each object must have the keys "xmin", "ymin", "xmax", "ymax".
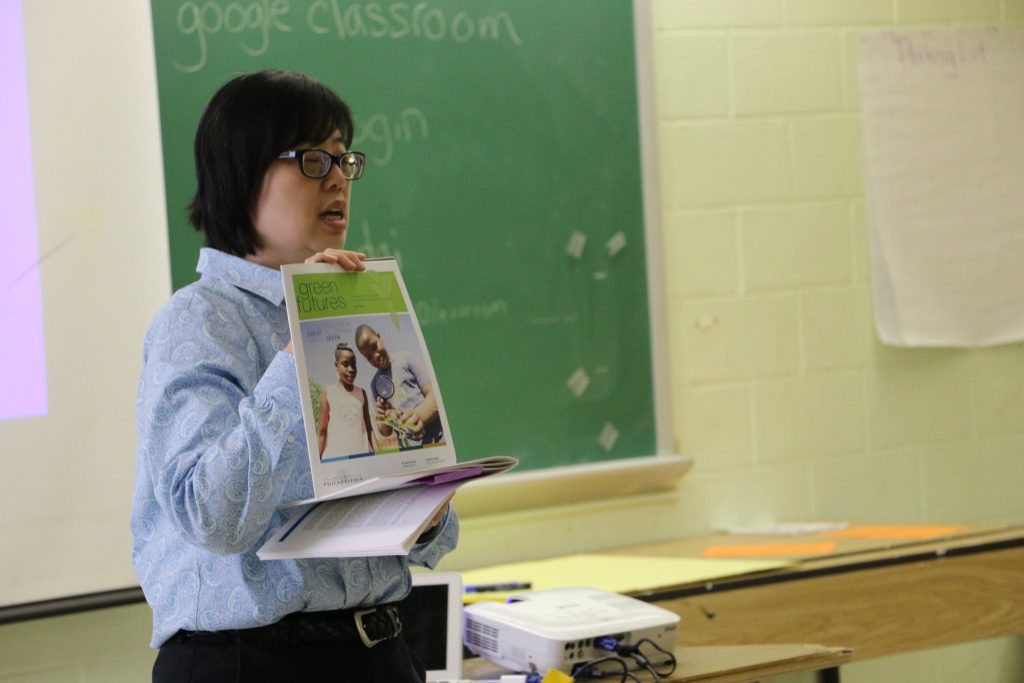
[{"xmin": 354, "ymin": 607, "xmax": 401, "ymax": 648}]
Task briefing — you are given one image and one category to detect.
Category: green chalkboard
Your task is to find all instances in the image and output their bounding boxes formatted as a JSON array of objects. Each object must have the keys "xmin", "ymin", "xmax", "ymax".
[{"xmin": 150, "ymin": 0, "xmax": 657, "ymax": 472}]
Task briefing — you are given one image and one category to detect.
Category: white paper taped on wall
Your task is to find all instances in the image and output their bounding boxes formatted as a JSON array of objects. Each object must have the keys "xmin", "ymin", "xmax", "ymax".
[{"xmin": 858, "ymin": 27, "xmax": 1024, "ymax": 347}]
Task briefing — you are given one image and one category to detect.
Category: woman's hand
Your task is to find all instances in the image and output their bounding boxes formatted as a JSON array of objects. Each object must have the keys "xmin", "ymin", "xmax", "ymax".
[
  {"xmin": 305, "ymin": 249, "xmax": 367, "ymax": 271},
  {"xmin": 426, "ymin": 496, "xmax": 453, "ymax": 530}
]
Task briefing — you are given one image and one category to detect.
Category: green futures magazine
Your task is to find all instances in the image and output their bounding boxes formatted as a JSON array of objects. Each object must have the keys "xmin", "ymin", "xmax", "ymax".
[{"xmin": 258, "ymin": 259, "xmax": 514, "ymax": 559}]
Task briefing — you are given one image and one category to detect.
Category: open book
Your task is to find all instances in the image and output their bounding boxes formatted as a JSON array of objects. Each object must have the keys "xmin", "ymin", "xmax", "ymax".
[
  {"xmin": 257, "ymin": 259, "xmax": 516, "ymax": 560},
  {"xmin": 258, "ymin": 479, "xmax": 462, "ymax": 559}
]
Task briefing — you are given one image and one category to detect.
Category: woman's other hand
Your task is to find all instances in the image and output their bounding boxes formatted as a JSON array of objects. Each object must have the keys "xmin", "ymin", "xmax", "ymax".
[{"xmin": 306, "ymin": 249, "xmax": 366, "ymax": 271}]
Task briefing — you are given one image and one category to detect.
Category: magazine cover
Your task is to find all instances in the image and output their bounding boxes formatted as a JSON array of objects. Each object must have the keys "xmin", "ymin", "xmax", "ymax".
[{"xmin": 283, "ymin": 259, "xmax": 457, "ymax": 501}]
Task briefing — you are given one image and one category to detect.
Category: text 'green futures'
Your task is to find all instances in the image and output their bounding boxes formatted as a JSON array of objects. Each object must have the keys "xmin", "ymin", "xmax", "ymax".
[{"xmin": 293, "ymin": 271, "xmax": 408, "ymax": 321}]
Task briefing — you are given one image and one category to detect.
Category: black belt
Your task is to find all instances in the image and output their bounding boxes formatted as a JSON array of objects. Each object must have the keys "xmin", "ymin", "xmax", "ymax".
[{"xmin": 171, "ymin": 604, "xmax": 402, "ymax": 648}]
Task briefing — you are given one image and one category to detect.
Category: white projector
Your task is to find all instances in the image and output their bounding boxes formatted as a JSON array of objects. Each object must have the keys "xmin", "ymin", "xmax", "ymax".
[{"xmin": 463, "ymin": 587, "xmax": 680, "ymax": 675}]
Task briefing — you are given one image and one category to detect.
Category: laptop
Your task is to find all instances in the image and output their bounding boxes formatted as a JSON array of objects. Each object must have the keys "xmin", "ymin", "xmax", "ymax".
[{"xmin": 399, "ymin": 572, "xmax": 464, "ymax": 682}]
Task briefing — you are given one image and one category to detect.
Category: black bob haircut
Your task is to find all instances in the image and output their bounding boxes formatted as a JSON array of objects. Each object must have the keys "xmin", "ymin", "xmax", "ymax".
[{"xmin": 188, "ymin": 70, "xmax": 355, "ymax": 257}]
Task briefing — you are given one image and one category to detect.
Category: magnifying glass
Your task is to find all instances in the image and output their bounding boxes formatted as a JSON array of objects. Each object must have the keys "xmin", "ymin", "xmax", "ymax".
[{"xmin": 373, "ymin": 373, "xmax": 395, "ymax": 401}]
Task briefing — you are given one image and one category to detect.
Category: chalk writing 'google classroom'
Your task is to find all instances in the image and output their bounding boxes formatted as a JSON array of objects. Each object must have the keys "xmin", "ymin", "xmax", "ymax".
[{"xmin": 174, "ymin": 1, "xmax": 522, "ymax": 72}]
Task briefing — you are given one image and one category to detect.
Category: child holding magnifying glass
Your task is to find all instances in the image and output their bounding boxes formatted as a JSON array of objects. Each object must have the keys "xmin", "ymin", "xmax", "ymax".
[{"xmin": 354, "ymin": 323, "xmax": 443, "ymax": 450}]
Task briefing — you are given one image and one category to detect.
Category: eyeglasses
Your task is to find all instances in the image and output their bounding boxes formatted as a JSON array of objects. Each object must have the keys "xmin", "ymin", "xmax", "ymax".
[{"xmin": 277, "ymin": 149, "xmax": 366, "ymax": 180}]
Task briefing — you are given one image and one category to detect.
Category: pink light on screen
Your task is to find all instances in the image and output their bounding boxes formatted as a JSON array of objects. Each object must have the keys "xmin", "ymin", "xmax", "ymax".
[{"xmin": 0, "ymin": 0, "xmax": 47, "ymax": 420}]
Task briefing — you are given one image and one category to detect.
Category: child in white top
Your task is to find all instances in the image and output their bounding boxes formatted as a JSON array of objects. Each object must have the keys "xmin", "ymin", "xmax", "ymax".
[{"xmin": 318, "ymin": 343, "xmax": 376, "ymax": 459}]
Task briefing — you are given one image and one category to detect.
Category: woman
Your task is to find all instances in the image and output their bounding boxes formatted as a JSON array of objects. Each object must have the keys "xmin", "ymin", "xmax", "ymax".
[{"xmin": 131, "ymin": 70, "xmax": 456, "ymax": 683}]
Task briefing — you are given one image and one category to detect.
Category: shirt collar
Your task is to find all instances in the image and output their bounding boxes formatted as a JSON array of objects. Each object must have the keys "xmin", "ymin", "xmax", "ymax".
[{"xmin": 196, "ymin": 248, "xmax": 285, "ymax": 306}]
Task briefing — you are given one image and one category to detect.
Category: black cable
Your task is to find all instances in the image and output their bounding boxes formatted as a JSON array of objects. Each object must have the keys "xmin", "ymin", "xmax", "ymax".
[
  {"xmin": 632, "ymin": 637, "xmax": 677, "ymax": 677},
  {"xmin": 576, "ymin": 636, "xmax": 679, "ymax": 683},
  {"xmin": 572, "ymin": 655, "xmax": 630, "ymax": 682},
  {"xmin": 593, "ymin": 638, "xmax": 676, "ymax": 682},
  {"xmin": 629, "ymin": 650, "xmax": 659, "ymax": 681},
  {"xmin": 573, "ymin": 651, "xmax": 663, "ymax": 683}
]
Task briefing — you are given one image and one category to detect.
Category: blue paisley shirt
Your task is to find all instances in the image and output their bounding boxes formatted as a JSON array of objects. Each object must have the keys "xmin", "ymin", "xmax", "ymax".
[{"xmin": 131, "ymin": 248, "xmax": 458, "ymax": 648}]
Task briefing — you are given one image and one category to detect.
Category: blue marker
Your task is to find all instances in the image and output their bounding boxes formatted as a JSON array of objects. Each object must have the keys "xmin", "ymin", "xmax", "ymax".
[{"xmin": 464, "ymin": 582, "xmax": 532, "ymax": 593}]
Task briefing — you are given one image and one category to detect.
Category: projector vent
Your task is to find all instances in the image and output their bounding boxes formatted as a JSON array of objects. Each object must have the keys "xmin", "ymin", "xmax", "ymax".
[{"xmin": 464, "ymin": 616, "xmax": 499, "ymax": 654}]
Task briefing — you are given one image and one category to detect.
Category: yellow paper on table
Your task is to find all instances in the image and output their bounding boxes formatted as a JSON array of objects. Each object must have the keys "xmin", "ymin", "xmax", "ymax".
[{"xmin": 460, "ymin": 553, "xmax": 791, "ymax": 603}]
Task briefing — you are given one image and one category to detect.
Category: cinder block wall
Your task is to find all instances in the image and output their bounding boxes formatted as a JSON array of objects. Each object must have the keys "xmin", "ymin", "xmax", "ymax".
[{"xmin": 655, "ymin": 0, "xmax": 1024, "ymax": 532}]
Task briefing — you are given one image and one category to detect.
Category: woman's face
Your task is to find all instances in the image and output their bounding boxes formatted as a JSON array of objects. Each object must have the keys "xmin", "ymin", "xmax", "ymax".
[{"xmin": 249, "ymin": 129, "xmax": 353, "ymax": 269}]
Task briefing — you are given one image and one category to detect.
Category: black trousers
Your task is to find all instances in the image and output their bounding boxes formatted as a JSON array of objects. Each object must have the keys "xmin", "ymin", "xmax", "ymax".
[{"xmin": 152, "ymin": 629, "xmax": 426, "ymax": 683}]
